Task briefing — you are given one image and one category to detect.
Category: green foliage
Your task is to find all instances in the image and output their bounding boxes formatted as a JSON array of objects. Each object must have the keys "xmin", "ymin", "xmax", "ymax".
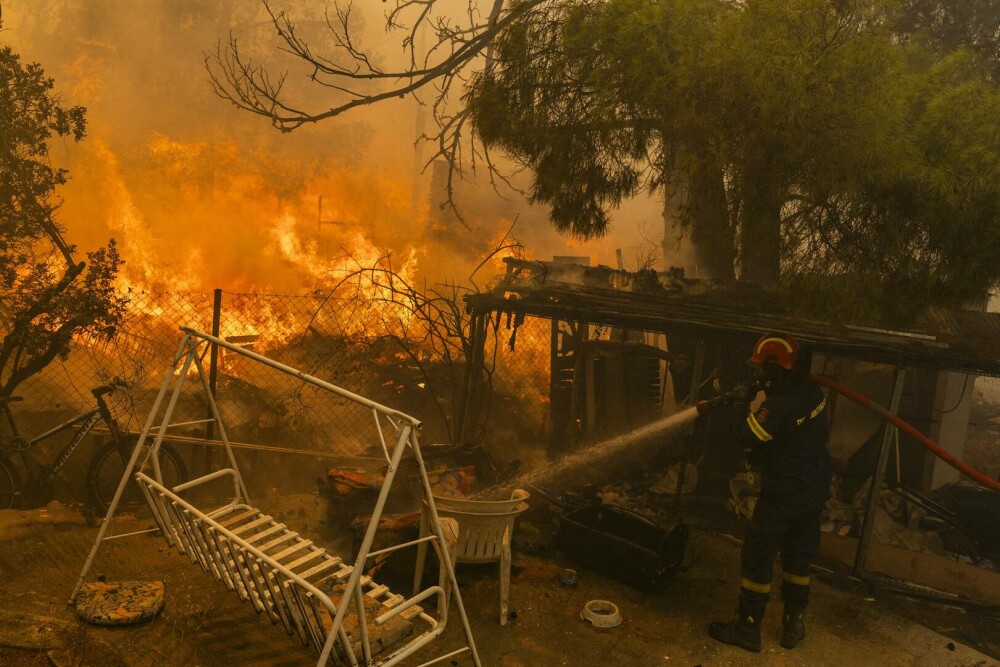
[
  {"xmin": 470, "ymin": 0, "xmax": 658, "ymax": 239},
  {"xmin": 0, "ymin": 33, "xmax": 127, "ymax": 394},
  {"xmin": 784, "ymin": 48, "xmax": 1000, "ymax": 321},
  {"xmin": 467, "ymin": 0, "xmax": 1000, "ymax": 323},
  {"xmin": 0, "ymin": 45, "xmax": 86, "ymax": 282},
  {"xmin": 896, "ymin": 0, "xmax": 1000, "ymax": 79}
]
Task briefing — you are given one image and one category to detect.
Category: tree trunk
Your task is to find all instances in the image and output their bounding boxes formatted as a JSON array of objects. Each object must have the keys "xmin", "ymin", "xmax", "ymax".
[
  {"xmin": 688, "ymin": 161, "xmax": 734, "ymax": 281},
  {"xmin": 739, "ymin": 184, "xmax": 783, "ymax": 285},
  {"xmin": 661, "ymin": 161, "xmax": 734, "ymax": 281}
]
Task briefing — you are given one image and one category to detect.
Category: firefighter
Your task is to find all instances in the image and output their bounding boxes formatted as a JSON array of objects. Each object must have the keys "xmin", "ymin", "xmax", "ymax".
[{"xmin": 703, "ymin": 334, "xmax": 830, "ymax": 653}]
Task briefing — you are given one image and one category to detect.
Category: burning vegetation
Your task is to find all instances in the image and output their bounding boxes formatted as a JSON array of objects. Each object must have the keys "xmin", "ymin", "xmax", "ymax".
[
  {"xmin": 2, "ymin": 2, "xmax": 1000, "ymax": 666},
  {"xmin": 0, "ymin": 2, "xmax": 598, "ymax": 460}
]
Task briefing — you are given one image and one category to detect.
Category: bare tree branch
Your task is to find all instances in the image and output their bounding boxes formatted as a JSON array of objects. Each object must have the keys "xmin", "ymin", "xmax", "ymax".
[{"xmin": 207, "ymin": 0, "xmax": 548, "ymax": 216}]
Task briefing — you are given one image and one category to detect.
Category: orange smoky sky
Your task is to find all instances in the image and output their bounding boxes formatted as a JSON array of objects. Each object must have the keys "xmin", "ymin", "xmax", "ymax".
[{"xmin": 3, "ymin": 0, "xmax": 662, "ymax": 293}]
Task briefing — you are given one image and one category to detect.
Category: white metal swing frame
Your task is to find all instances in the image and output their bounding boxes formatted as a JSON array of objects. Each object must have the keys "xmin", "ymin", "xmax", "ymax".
[{"xmin": 70, "ymin": 326, "xmax": 481, "ymax": 667}]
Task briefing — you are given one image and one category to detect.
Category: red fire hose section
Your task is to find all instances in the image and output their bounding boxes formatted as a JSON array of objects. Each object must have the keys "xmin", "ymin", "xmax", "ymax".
[{"xmin": 810, "ymin": 373, "xmax": 1000, "ymax": 493}]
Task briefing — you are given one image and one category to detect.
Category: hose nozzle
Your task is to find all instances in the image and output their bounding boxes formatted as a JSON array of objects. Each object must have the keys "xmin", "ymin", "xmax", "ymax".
[{"xmin": 696, "ymin": 391, "xmax": 735, "ymax": 416}]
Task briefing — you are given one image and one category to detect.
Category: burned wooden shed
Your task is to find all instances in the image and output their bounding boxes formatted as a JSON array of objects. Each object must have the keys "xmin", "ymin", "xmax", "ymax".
[
  {"xmin": 462, "ymin": 257, "xmax": 1000, "ymax": 577},
  {"xmin": 464, "ymin": 258, "xmax": 1000, "ymax": 432}
]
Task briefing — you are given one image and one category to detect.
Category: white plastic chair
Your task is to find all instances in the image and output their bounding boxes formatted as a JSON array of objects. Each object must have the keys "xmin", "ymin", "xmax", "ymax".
[{"xmin": 413, "ymin": 489, "xmax": 529, "ymax": 625}]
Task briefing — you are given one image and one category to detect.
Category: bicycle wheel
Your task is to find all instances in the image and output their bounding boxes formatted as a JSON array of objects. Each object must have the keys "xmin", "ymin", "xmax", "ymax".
[
  {"xmin": 0, "ymin": 453, "xmax": 20, "ymax": 509},
  {"xmin": 87, "ymin": 439, "xmax": 187, "ymax": 514}
]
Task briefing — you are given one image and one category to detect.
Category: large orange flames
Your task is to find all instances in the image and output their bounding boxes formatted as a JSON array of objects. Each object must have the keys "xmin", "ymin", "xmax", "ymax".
[{"xmin": 67, "ymin": 134, "xmax": 424, "ymax": 297}]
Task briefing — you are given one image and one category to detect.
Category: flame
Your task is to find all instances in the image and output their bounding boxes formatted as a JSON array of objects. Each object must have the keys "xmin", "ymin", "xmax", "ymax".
[
  {"xmin": 60, "ymin": 127, "xmax": 426, "ymax": 298},
  {"xmin": 2, "ymin": 0, "xmax": 661, "ymax": 446},
  {"xmin": 57, "ymin": 126, "xmax": 559, "ymax": 405},
  {"xmin": 61, "ymin": 127, "xmax": 439, "ymax": 391}
]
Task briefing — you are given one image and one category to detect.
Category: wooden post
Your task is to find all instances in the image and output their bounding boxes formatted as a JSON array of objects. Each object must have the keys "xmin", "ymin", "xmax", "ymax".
[
  {"xmin": 566, "ymin": 322, "xmax": 587, "ymax": 445},
  {"xmin": 674, "ymin": 340, "xmax": 705, "ymax": 513},
  {"xmin": 584, "ymin": 351, "xmax": 597, "ymax": 435},
  {"xmin": 457, "ymin": 312, "xmax": 487, "ymax": 444}
]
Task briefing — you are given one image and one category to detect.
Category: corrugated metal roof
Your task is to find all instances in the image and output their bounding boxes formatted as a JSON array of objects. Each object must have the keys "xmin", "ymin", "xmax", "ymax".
[{"xmin": 465, "ymin": 258, "xmax": 1000, "ymax": 377}]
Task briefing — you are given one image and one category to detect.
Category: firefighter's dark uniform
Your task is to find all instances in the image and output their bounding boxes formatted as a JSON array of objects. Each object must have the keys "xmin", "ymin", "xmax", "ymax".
[{"xmin": 734, "ymin": 379, "xmax": 830, "ymax": 618}]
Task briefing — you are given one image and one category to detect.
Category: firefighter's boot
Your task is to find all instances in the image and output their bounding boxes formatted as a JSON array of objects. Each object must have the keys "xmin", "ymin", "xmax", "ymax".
[
  {"xmin": 781, "ymin": 607, "xmax": 806, "ymax": 649},
  {"xmin": 708, "ymin": 607, "xmax": 762, "ymax": 653}
]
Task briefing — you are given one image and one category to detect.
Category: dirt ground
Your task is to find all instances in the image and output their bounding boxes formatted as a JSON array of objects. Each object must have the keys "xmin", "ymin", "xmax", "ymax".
[{"xmin": 0, "ymin": 493, "xmax": 997, "ymax": 667}]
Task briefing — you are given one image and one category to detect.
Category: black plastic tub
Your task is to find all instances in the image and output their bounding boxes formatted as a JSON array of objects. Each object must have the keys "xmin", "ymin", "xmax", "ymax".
[
  {"xmin": 556, "ymin": 504, "xmax": 688, "ymax": 591},
  {"xmin": 941, "ymin": 483, "xmax": 1000, "ymax": 552}
]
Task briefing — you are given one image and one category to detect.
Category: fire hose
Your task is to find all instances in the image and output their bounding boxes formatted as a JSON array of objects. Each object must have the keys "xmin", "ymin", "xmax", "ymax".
[
  {"xmin": 810, "ymin": 374, "xmax": 1000, "ymax": 493},
  {"xmin": 696, "ymin": 376, "xmax": 1000, "ymax": 493}
]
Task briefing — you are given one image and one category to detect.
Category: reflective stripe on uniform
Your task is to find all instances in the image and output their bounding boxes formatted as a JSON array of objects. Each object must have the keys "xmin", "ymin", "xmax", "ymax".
[
  {"xmin": 796, "ymin": 398, "xmax": 827, "ymax": 426},
  {"xmin": 741, "ymin": 577, "xmax": 772, "ymax": 594},
  {"xmin": 747, "ymin": 412, "xmax": 772, "ymax": 442},
  {"xmin": 783, "ymin": 572, "xmax": 810, "ymax": 586}
]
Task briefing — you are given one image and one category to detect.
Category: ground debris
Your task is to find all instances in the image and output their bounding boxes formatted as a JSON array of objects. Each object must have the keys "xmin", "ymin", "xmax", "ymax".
[
  {"xmin": 0, "ymin": 502, "xmax": 87, "ymax": 539},
  {"xmin": 0, "ymin": 610, "xmax": 125, "ymax": 666}
]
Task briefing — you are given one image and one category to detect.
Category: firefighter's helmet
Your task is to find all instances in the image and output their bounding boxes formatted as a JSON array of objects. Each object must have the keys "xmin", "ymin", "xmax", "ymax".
[{"xmin": 749, "ymin": 334, "xmax": 800, "ymax": 371}]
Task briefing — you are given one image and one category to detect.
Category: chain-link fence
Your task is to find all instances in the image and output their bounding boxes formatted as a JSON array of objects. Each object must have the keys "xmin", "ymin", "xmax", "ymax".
[
  {"xmin": 477, "ymin": 313, "xmax": 551, "ymax": 446},
  {"xmin": 5, "ymin": 287, "xmax": 552, "ymax": 471}
]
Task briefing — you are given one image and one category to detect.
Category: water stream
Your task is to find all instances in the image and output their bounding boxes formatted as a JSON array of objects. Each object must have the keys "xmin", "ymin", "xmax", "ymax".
[{"xmin": 485, "ymin": 406, "xmax": 699, "ymax": 495}]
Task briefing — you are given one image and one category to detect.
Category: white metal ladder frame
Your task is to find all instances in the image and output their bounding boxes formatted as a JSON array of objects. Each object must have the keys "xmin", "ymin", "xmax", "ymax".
[{"xmin": 70, "ymin": 326, "xmax": 481, "ymax": 667}]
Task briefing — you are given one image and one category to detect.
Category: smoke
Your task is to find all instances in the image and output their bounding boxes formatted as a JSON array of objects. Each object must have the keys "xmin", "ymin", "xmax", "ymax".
[{"xmin": 2, "ymin": 0, "xmax": 661, "ymax": 294}]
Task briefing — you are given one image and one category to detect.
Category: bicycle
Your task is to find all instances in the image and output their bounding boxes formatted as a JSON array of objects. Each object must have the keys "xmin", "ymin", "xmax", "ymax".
[{"xmin": 0, "ymin": 384, "xmax": 187, "ymax": 512}]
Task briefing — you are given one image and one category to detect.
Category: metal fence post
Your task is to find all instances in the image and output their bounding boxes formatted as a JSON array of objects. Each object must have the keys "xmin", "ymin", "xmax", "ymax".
[
  {"xmin": 203, "ymin": 288, "xmax": 222, "ymax": 472},
  {"xmin": 853, "ymin": 366, "xmax": 906, "ymax": 576}
]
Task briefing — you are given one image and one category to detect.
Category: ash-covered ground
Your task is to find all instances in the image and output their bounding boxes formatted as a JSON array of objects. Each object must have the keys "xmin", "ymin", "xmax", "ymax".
[{"xmin": 1, "ymin": 486, "xmax": 997, "ymax": 666}]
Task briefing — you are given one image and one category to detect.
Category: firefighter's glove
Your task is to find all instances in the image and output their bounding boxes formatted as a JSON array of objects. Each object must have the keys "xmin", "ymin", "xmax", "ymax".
[{"xmin": 697, "ymin": 394, "xmax": 731, "ymax": 415}]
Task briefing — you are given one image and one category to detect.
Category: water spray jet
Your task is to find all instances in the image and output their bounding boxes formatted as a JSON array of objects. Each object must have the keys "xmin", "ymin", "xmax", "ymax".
[{"xmin": 491, "ymin": 406, "xmax": 701, "ymax": 494}]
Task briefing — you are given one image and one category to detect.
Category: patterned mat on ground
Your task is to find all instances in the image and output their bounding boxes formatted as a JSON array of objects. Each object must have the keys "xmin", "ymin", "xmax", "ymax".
[{"xmin": 75, "ymin": 580, "xmax": 165, "ymax": 626}]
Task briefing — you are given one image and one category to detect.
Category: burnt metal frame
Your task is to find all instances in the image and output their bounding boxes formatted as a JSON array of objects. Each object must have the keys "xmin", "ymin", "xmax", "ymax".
[{"xmin": 70, "ymin": 326, "xmax": 481, "ymax": 667}]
